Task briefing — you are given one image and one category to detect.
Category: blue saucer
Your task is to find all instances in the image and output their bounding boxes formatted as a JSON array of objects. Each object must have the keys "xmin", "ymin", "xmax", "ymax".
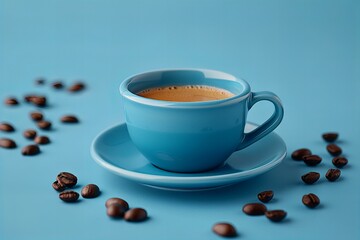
[{"xmin": 91, "ymin": 122, "xmax": 287, "ymax": 191}]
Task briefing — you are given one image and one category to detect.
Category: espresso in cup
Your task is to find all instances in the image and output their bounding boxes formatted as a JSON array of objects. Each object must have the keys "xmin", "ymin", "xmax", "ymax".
[{"xmin": 137, "ymin": 85, "xmax": 234, "ymax": 102}]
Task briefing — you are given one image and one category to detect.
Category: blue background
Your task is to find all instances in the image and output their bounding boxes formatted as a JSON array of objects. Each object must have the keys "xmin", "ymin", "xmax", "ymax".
[{"xmin": 0, "ymin": 0, "xmax": 359, "ymax": 239}]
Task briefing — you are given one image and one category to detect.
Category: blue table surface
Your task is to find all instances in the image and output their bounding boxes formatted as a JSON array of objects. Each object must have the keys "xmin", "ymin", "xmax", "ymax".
[{"xmin": 1, "ymin": 0, "xmax": 359, "ymax": 239}]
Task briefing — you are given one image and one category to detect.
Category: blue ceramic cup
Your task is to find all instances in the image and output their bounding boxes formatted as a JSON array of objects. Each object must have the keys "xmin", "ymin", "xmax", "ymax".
[{"xmin": 120, "ymin": 69, "xmax": 284, "ymax": 173}]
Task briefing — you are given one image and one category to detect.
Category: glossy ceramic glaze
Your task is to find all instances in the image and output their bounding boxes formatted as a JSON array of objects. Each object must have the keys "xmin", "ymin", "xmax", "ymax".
[
  {"xmin": 120, "ymin": 69, "xmax": 284, "ymax": 172},
  {"xmin": 91, "ymin": 122, "xmax": 287, "ymax": 190}
]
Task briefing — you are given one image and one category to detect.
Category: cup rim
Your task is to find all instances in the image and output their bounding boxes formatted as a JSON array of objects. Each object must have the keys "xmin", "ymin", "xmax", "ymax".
[{"xmin": 119, "ymin": 68, "xmax": 251, "ymax": 108}]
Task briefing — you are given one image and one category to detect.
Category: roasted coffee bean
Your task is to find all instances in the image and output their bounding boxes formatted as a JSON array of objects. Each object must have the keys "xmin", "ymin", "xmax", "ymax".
[
  {"xmin": 105, "ymin": 198, "xmax": 129, "ymax": 210},
  {"xmin": 212, "ymin": 223, "xmax": 237, "ymax": 237},
  {"xmin": 24, "ymin": 94, "xmax": 36, "ymax": 103},
  {"xmin": 291, "ymin": 148, "xmax": 312, "ymax": 160},
  {"xmin": 37, "ymin": 120, "xmax": 52, "ymax": 130},
  {"xmin": 52, "ymin": 81, "xmax": 64, "ymax": 89},
  {"xmin": 61, "ymin": 115, "xmax": 79, "ymax": 123},
  {"xmin": 30, "ymin": 111, "xmax": 44, "ymax": 121},
  {"xmin": 327, "ymin": 144, "xmax": 342, "ymax": 156},
  {"xmin": 332, "ymin": 157, "xmax": 348, "ymax": 168},
  {"xmin": 0, "ymin": 138, "xmax": 17, "ymax": 149},
  {"xmin": 107, "ymin": 204, "xmax": 126, "ymax": 218},
  {"xmin": 57, "ymin": 172, "xmax": 77, "ymax": 187},
  {"xmin": 52, "ymin": 180, "xmax": 66, "ymax": 192},
  {"xmin": 322, "ymin": 132, "xmax": 338, "ymax": 142},
  {"xmin": 303, "ymin": 155, "xmax": 322, "ymax": 166},
  {"xmin": 34, "ymin": 136, "xmax": 50, "ymax": 144},
  {"xmin": 326, "ymin": 169, "xmax": 341, "ymax": 182},
  {"xmin": 242, "ymin": 203, "xmax": 267, "ymax": 216},
  {"xmin": 257, "ymin": 190, "xmax": 274, "ymax": 203},
  {"xmin": 22, "ymin": 145, "xmax": 40, "ymax": 156},
  {"xmin": 81, "ymin": 184, "xmax": 100, "ymax": 198},
  {"xmin": 5, "ymin": 97, "xmax": 19, "ymax": 105},
  {"xmin": 68, "ymin": 82, "xmax": 85, "ymax": 92},
  {"xmin": 30, "ymin": 96, "xmax": 47, "ymax": 107},
  {"xmin": 124, "ymin": 208, "xmax": 148, "ymax": 222},
  {"xmin": 59, "ymin": 191, "xmax": 79, "ymax": 202},
  {"xmin": 35, "ymin": 78, "xmax": 45, "ymax": 85},
  {"xmin": 302, "ymin": 193, "xmax": 320, "ymax": 208},
  {"xmin": 301, "ymin": 172, "xmax": 320, "ymax": 184},
  {"xmin": 23, "ymin": 129, "xmax": 37, "ymax": 139},
  {"xmin": 0, "ymin": 122, "xmax": 15, "ymax": 132},
  {"xmin": 265, "ymin": 210, "xmax": 287, "ymax": 222}
]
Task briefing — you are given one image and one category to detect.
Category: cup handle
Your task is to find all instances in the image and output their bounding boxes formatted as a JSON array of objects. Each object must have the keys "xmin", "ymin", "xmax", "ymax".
[{"xmin": 236, "ymin": 91, "xmax": 284, "ymax": 150}]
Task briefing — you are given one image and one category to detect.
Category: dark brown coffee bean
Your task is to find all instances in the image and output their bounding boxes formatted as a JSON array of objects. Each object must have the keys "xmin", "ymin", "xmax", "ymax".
[
  {"xmin": 257, "ymin": 190, "xmax": 274, "ymax": 203},
  {"xmin": 301, "ymin": 172, "xmax": 320, "ymax": 184},
  {"xmin": 35, "ymin": 78, "xmax": 45, "ymax": 85},
  {"xmin": 37, "ymin": 120, "xmax": 52, "ymax": 130},
  {"xmin": 23, "ymin": 129, "xmax": 37, "ymax": 139},
  {"xmin": 30, "ymin": 96, "xmax": 47, "ymax": 107},
  {"xmin": 302, "ymin": 193, "xmax": 320, "ymax": 208},
  {"xmin": 4, "ymin": 97, "xmax": 19, "ymax": 105},
  {"xmin": 52, "ymin": 180, "xmax": 66, "ymax": 192},
  {"xmin": 332, "ymin": 157, "xmax": 348, "ymax": 168},
  {"xmin": 107, "ymin": 204, "xmax": 126, "ymax": 218},
  {"xmin": 0, "ymin": 138, "xmax": 17, "ymax": 149},
  {"xmin": 326, "ymin": 169, "xmax": 341, "ymax": 182},
  {"xmin": 105, "ymin": 198, "xmax": 129, "ymax": 210},
  {"xmin": 57, "ymin": 172, "xmax": 77, "ymax": 187},
  {"xmin": 265, "ymin": 210, "xmax": 287, "ymax": 222},
  {"xmin": 24, "ymin": 94, "xmax": 36, "ymax": 103},
  {"xmin": 68, "ymin": 82, "xmax": 85, "ymax": 92},
  {"xmin": 34, "ymin": 136, "xmax": 50, "ymax": 144},
  {"xmin": 291, "ymin": 148, "xmax": 312, "ymax": 160},
  {"xmin": 0, "ymin": 122, "xmax": 15, "ymax": 132},
  {"xmin": 242, "ymin": 203, "xmax": 267, "ymax": 216},
  {"xmin": 212, "ymin": 223, "xmax": 237, "ymax": 237},
  {"xmin": 61, "ymin": 115, "xmax": 79, "ymax": 123},
  {"xmin": 22, "ymin": 145, "xmax": 40, "ymax": 156},
  {"xmin": 303, "ymin": 155, "xmax": 322, "ymax": 166},
  {"xmin": 327, "ymin": 144, "xmax": 342, "ymax": 156},
  {"xmin": 52, "ymin": 81, "xmax": 64, "ymax": 89},
  {"xmin": 59, "ymin": 191, "xmax": 79, "ymax": 202},
  {"xmin": 124, "ymin": 208, "xmax": 148, "ymax": 222},
  {"xmin": 322, "ymin": 132, "xmax": 338, "ymax": 142},
  {"xmin": 30, "ymin": 111, "xmax": 44, "ymax": 121},
  {"xmin": 81, "ymin": 184, "xmax": 100, "ymax": 198}
]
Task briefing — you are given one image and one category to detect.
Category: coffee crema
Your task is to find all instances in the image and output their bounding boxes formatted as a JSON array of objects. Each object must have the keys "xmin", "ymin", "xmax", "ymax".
[{"xmin": 137, "ymin": 85, "xmax": 234, "ymax": 102}]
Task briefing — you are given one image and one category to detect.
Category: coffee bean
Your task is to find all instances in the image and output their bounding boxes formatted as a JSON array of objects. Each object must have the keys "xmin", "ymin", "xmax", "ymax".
[
  {"xmin": 332, "ymin": 157, "xmax": 348, "ymax": 168},
  {"xmin": 265, "ymin": 210, "xmax": 287, "ymax": 222},
  {"xmin": 4, "ymin": 97, "xmax": 19, "ymax": 106},
  {"xmin": 322, "ymin": 132, "xmax": 338, "ymax": 142},
  {"xmin": 52, "ymin": 180, "xmax": 66, "ymax": 192},
  {"xmin": 212, "ymin": 223, "xmax": 237, "ymax": 237},
  {"xmin": 30, "ymin": 96, "xmax": 47, "ymax": 107},
  {"xmin": 303, "ymin": 155, "xmax": 322, "ymax": 166},
  {"xmin": 24, "ymin": 94, "xmax": 36, "ymax": 103},
  {"xmin": 81, "ymin": 184, "xmax": 100, "ymax": 198},
  {"xmin": 22, "ymin": 145, "xmax": 40, "ymax": 156},
  {"xmin": 61, "ymin": 115, "xmax": 79, "ymax": 123},
  {"xmin": 326, "ymin": 169, "xmax": 341, "ymax": 182},
  {"xmin": 0, "ymin": 138, "xmax": 17, "ymax": 149},
  {"xmin": 30, "ymin": 111, "xmax": 44, "ymax": 121},
  {"xmin": 124, "ymin": 208, "xmax": 148, "ymax": 222},
  {"xmin": 242, "ymin": 203, "xmax": 267, "ymax": 216},
  {"xmin": 34, "ymin": 136, "xmax": 50, "ymax": 144},
  {"xmin": 68, "ymin": 82, "xmax": 85, "ymax": 92},
  {"xmin": 35, "ymin": 78, "xmax": 45, "ymax": 85},
  {"xmin": 105, "ymin": 198, "xmax": 129, "ymax": 210},
  {"xmin": 327, "ymin": 144, "xmax": 342, "ymax": 156},
  {"xmin": 291, "ymin": 148, "xmax": 312, "ymax": 160},
  {"xmin": 57, "ymin": 172, "xmax": 77, "ymax": 187},
  {"xmin": 257, "ymin": 190, "xmax": 274, "ymax": 203},
  {"xmin": 0, "ymin": 122, "xmax": 15, "ymax": 132},
  {"xmin": 23, "ymin": 129, "xmax": 37, "ymax": 139},
  {"xmin": 301, "ymin": 172, "xmax": 320, "ymax": 184},
  {"xmin": 302, "ymin": 193, "xmax": 320, "ymax": 208},
  {"xmin": 59, "ymin": 191, "xmax": 79, "ymax": 202},
  {"xmin": 107, "ymin": 204, "xmax": 126, "ymax": 218},
  {"xmin": 52, "ymin": 81, "xmax": 64, "ymax": 89},
  {"xmin": 37, "ymin": 120, "xmax": 52, "ymax": 130}
]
